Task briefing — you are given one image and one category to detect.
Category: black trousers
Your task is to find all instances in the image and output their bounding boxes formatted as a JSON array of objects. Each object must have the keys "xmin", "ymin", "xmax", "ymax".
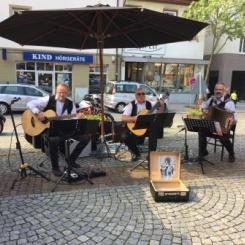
[
  {"xmin": 124, "ymin": 123, "xmax": 158, "ymax": 156},
  {"xmin": 198, "ymin": 131, "xmax": 234, "ymax": 156},
  {"xmin": 48, "ymin": 134, "xmax": 90, "ymax": 170}
]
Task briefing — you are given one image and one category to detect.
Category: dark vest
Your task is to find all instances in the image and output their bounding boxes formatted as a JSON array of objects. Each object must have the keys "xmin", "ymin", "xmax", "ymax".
[
  {"xmin": 208, "ymin": 97, "xmax": 231, "ymax": 109},
  {"xmin": 130, "ymin": 100, "xmax": 152, "ymax": 116},
  {"xmin": 44, "ymin": 95, "xmax": 73, "ymax": 115}
]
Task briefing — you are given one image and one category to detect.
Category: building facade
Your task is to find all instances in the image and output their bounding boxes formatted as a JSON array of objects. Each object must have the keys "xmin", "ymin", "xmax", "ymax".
[
  {"xmin": 205, "ymin": 33, "xmax": 245, "ymax": 100},
  {"xmin": 122, "ymin": 0, "xmax": 208, "ymax": 103}
]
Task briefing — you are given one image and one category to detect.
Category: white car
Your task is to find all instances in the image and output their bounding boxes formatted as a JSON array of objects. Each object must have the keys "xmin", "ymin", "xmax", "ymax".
[
  {"xmin": 0, "ymin": 83, "xmax": 49, "ymax": 114},
  {"xmin": 104, "ymin": 81, "xmax": 159, "ymax": 113}
]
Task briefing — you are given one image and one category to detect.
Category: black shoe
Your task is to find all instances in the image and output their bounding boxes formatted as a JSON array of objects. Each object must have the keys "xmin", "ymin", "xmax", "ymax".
[
  {"xmin": 52, "ymin": 169, "xmax": 63, "ymax": 177},
  {"xmin": 70, "ymin": 162, "xmax": 81, "ymax": 169},
  {"xmin": 228, "ymin": 154, "xmax": 235, "ymax": 163},
  {"xmin": 132, "ymin": 154, "xmax": 141, "ymax": 162}
]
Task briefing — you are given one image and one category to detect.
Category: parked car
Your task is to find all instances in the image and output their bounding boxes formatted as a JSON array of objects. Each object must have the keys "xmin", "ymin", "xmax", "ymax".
[
  {"xmin": 0, "ymin": 111, "xmax": 6, "ymax": 134},
  {"xmin": 104, "ymin": 81, "xmax": 159, "ymax": 113},
  {"xmin": 0, "ymin": 84, "xmax": 49, "ymax": 114}
]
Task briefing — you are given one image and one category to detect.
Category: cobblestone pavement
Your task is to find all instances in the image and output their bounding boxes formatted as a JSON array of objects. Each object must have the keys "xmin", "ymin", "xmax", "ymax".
[{"xmin": 0, "ymin": 109, "xmax": 245, "ymax": 244}]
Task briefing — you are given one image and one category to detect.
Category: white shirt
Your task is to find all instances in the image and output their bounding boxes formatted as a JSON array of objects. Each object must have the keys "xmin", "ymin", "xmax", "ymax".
[
  {"xmin": 27, "ymin": 96, "xmax": 77, "ymax": 116},
  {"xmin": 123, "ymin": 101, "xmax": 148, "ymax": 116}
]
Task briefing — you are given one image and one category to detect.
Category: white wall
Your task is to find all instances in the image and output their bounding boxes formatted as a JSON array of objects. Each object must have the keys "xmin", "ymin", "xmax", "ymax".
[
  {"xmin": 204, "ymin": 31, "xmax": 241, "ymax": 55},
  {"xmin": 123, "ymin": 0, "xmax": 206, "ymax": 60}
]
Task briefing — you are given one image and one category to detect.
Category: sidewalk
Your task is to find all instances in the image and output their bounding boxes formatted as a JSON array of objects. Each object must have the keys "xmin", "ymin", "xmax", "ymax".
[{"xmin": 0, "ymin": 112, "xmax": 245, "ymax": 244}]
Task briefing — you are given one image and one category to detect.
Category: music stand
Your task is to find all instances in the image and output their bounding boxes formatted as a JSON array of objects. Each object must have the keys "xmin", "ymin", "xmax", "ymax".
[
  {"xmin": 130, "ymin": 112, "xmax": 175, "ymax": 171},
  {"xmin": 51, "ymin": 139, "xmax": 93, "ymax": 192},
  {"xmin": 183, "ymin": 118, "xmax": 218, "ymax": 174},
  {"xmin": 50, "ymin": 119, "xmax": 100, "ymax": 191}
]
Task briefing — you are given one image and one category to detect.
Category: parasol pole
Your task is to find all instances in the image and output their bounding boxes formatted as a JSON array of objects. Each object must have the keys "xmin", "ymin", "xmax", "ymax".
[
  {"xmin": 96, "ymin": 10, "xmax": 105, "ymax": 142},
  {"xmin": 98, "ymin": 37, "xmax": 105, "ymax": 140}
]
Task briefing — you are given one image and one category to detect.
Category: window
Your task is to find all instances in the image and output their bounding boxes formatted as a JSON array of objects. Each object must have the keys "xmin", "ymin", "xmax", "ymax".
[
  {"xmin": 239, "ymin": 38, "xmax": 245, "ymax": 53},
  {"xmin": 4, "ymin": 86, "xmax": 25, "ymax": 95},
  {"xmin": 124, "ymin": 84, "xmax": 137, "ymax": 93},
  {"xmin": 140, "ymin": 85, "xmax": 155, "ymax": 95},
  {"xmin": 24, "ymin": 87, "xmax": 43, "ymax": 97}
]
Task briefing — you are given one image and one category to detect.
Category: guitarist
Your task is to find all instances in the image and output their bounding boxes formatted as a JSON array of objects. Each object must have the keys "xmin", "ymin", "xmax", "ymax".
[
  {"xmin": 27, "ymin": 83, "xmax": 91, "ymax": 177},
  {"xmin": 121, "ymin": 88, "xmax": 165, "ymax": 161}
]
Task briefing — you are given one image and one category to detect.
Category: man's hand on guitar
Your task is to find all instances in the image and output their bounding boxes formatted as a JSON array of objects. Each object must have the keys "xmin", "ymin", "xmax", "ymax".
[{"xmin": 36, "ymin": 112, "xmax": 45, "ymax": 122}]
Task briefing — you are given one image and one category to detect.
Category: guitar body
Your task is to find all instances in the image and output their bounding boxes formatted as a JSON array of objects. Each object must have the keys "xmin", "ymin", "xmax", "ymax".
[
  {"xmin": 22, "ymin": 109, "xmax": 56, "ymax": 136},
  {"xmin": 127, "ymin": 109, "xmax": 148, "ymax": 136}
]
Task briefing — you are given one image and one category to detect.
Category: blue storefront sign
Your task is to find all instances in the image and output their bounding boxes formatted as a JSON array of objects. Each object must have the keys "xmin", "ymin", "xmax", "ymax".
[{"xmin": 23, "ymin": 51, "xmax": 93, "ymax": 64}]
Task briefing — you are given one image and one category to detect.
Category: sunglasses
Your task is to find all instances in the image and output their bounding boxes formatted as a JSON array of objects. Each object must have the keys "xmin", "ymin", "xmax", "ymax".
[{"xmin": 136, "ymin": 92, "xmax": 145, "ymax": 96}]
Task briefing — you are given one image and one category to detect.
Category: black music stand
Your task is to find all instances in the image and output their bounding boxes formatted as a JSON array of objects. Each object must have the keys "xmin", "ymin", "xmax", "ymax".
[
  {"xmin": 130, "ymin": 112, "xmax": 175, "ymax": 171},
  {"xmin": 183, "ymin": 118, "xmax": 217, "ymax": 174},
  {"xmin": 51, "ymin": 139, "xmax": 93, "ymax": 192},
  {"xmin": 50, "ymin": 119, "xmax": 100, "ymax": 191}
]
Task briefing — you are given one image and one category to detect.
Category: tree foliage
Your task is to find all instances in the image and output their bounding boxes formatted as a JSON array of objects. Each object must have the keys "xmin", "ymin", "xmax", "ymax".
[{"xmin": 184, "ymin": 0, "xmax": 245, "ymax": 84}]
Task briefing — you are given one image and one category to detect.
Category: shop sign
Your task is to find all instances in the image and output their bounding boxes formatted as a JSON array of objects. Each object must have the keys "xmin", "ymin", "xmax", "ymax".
[
  {"xmin": 123, "ymin": 44, "xmax": 166, "ymax": 57},
  {"xmin": 23, "ymin": 51, "xmax": 93, "ymax": 64}
]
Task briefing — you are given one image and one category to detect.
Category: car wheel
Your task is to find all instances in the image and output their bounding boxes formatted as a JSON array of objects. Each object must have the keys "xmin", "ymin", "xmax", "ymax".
[
  {"xmin": 0, "ymin": 103, "xmax": 8, "ymax": 114},
  {"xmin": 0, "ymin": 121, "xmax": 3, "ymax": 134},
  {"xmin": 116, "ymin": 103, "xmax": 126, "ymax": 113}
]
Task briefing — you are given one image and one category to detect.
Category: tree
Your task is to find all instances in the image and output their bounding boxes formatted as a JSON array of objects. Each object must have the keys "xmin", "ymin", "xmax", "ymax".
[{"xmin": 183, "ymin": 0, "xmax": 245, "ymax": 84}]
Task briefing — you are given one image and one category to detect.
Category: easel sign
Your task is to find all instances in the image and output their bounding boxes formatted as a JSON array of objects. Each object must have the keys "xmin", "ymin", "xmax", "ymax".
[{"xmin": 150, "ymin": 151, "xmax": 189, "ymax": 202}]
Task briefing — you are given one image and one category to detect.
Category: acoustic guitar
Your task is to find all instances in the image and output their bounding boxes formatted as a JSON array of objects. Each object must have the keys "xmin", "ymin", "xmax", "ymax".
[
  {"xmin": 127, "ymin": 101, "xmax": 161, "ymax": 136},
  {"xmin": 21, "ymin": 109, "xmax": 76, "ymax": 137}
]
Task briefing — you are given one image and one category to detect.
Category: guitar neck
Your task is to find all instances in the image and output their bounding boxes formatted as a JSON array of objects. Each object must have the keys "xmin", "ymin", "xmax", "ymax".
[{"xmin": 47, "ymin": 113, "xmax": 77, "ymax": 121}]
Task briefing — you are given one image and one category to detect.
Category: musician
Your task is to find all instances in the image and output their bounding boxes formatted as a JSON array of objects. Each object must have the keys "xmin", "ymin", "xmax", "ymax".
[
  {"xmin": 199, "ymin": 82, "xmax": 236, "ymax": 162},
  {"xmin": 27, "ymin": 83, "xmax": 91, "ymax": 177},
  {"xmin": 121, "ymin": 88, "xmax": 165, "ymax": 161}
]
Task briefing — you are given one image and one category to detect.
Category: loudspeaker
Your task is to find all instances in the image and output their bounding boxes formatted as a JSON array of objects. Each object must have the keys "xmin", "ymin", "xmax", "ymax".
[{"xmin": 2, "ymin": 49, "xmax": 7, "ymax": 60}]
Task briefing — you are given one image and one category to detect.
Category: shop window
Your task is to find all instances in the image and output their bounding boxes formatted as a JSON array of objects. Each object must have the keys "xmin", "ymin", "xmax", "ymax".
[
  {"xmin": 125, "ymin": 62, "xmax": 143, "ymax": 82},
  {"xmin": 16, "ymin": 71, "xmax": 35, "ymax": 85},
  {"xmin": 55, "ymin": 73, "xmax": 72, "ymax": 95},
  {"xmin": 162, "ymin": 63, "xmax": 194, "ymax": 92},
  {"xmin": 37, "ymin": 63, "xmax": 45, "ymax": 70},
  {"xmin": 55, "ymin": 64, "xmax": 63, "ymax": 71},
  {"xmin": 16, "ymin": 63, "xmax": 25, "ymax": 70},
  {"xmin": 46, "ymin": 63, "xmax": 53, "ymax": 71},
  {"xmin": 26, "ymin": 62, "xmax": 35, "ymax": 70},
  {"xmin": 64, "ymin": 64, "xmax": 72, "ymax": 71}
]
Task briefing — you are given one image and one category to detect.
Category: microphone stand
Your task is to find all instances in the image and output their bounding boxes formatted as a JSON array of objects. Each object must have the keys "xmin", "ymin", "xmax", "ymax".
[{"xmin": 10, "ymin": 98, "xmax": 49, "ymax": 189}]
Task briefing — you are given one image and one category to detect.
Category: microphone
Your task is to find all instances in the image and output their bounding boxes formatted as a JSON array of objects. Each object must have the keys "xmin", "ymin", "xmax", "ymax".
[{"xmin": 11, "ymin": 97, "xmax": 21, "ymax": 104}]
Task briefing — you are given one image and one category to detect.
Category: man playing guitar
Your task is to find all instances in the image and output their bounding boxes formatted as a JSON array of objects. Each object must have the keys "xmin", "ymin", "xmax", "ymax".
[
  {"xmin": 27, "ymin": 83, "xmax": 92, "ymax": 177},
  {"xmin": 121, "ymin": 88, "xmax": 165, "ymax": 161}
]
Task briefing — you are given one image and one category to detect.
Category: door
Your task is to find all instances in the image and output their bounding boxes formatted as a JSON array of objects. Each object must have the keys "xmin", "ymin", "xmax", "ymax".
[
  {"xmin": 231, "ymin": 71, "xmax": 245, "ymax": 101},
  {"xmin": 208, "ymin": 71, "xmax": 219, "ymax": 96}
]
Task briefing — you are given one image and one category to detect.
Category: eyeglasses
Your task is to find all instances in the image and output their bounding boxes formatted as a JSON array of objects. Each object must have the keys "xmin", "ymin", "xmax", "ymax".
[{"xmin": 136, "ymin": 92, "xmax": 145, "ymax": 96}]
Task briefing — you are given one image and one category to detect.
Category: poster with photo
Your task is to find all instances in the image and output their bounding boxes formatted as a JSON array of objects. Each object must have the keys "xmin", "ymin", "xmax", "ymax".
[{"xmin": 159, "ymin": 155, "xmax": 177, "ymax": 180}]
